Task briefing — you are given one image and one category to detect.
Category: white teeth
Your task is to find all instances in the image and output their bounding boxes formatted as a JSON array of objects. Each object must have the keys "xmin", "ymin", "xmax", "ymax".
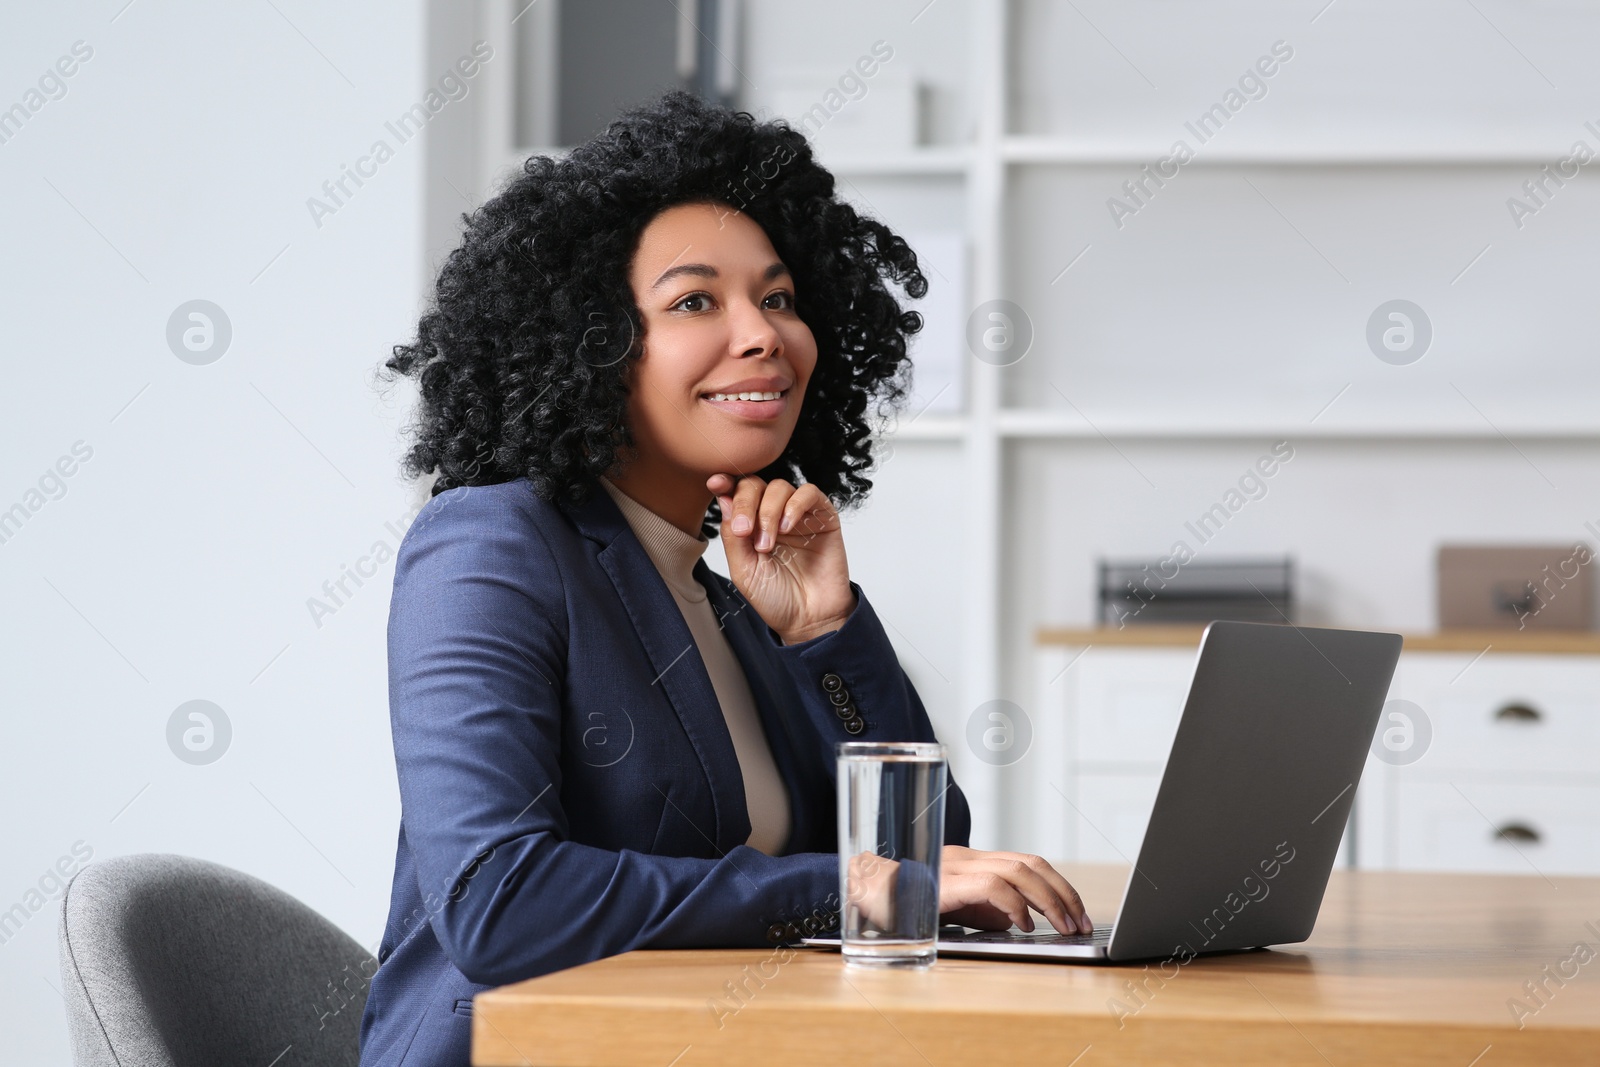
[{"xmin": 706, "ymin": 390, "xmax": 782, "ymax": 402}]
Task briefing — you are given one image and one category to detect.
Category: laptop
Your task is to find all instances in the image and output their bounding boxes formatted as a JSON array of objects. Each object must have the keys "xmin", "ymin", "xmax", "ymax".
[{"xmin": 803, "ymin": 620, "xmax": 1402, "ymax": 962}]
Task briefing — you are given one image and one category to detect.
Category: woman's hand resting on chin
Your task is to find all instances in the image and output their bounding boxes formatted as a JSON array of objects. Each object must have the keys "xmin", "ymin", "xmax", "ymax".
[{"xmin": 709, "ymin": 473, "xmax": 856, "ymax": 645}]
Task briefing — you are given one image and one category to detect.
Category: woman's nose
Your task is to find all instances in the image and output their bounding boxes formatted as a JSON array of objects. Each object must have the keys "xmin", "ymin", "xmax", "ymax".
[{"xmin": 728, "ymin": 298, "xmax": 781, "ymax": 358}]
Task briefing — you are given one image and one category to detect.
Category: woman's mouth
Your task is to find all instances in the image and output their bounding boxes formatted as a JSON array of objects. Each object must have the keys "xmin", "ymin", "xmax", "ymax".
[{"xmin": 700, "ymin": 389, "xmax": 789, "ymax": 420}]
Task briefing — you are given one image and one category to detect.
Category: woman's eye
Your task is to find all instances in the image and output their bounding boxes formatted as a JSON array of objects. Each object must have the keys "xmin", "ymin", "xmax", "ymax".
[
  {"xmin": 764, "ymin": 290, "xmax": 795, "ymax": 310},
  {"xmin": 672, "ymin": 293, "xmax": 711, "ymax": 312}
]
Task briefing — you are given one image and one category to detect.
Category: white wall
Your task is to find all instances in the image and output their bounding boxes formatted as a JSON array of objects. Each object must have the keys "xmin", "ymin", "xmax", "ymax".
[{"xmin": 0, "ymin": 2, "xmax": 435, "ymax": 1060}]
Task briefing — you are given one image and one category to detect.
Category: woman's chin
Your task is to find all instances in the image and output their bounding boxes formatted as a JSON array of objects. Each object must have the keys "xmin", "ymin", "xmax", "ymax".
[{"xmin": 700, "ymin": 434, "xmax": 793, "ymax": 479}]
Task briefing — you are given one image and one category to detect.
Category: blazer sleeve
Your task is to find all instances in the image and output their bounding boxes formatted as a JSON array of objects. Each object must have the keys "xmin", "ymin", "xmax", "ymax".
[
  {"xmin": 386, "ymin": 488, "xmax": 838, "ymax": 988},
  {"xmin": 754, "ymin": 583, "xmax": 975, "ymax": 848}
]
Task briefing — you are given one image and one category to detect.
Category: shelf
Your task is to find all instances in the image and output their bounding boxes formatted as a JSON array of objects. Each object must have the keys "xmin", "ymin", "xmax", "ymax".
[
  {"xmin": 497, "ymin": 146, "xmax": 970, "ymax": 182},
  {"xmin": 1037, "ymin": 625, "xmax": 1600, "ymax": 656},
  {"xmin": 1001, "ymin": 135, "xmax": 1578, "ymax": 167},
  {"xmin": 874, "ymin": 410, "xmax": 1600, "ymax": 442},
  {"xmin": 994, "ymin": 410, "xmax": 1600, "ymax": 440},
  {"xmin": 871, "ymin": 414, "xmax": 967, "ymax": 441},
  {"xmin": 499, "ymin": 137, "xmax": 1567, "ymax": 186},
  {"xmin": 495, "ymin": 137, "xmax": 1558, "ymax": 197},
  {"xmin": 813, "ymin": 146, "xmax": 972, "ymax": 177}
]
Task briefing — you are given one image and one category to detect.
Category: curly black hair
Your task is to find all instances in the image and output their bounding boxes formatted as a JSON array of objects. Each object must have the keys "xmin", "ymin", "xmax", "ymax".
[{"xmin": 380, "ymin": 88, "xmax": 929, "ymax": 536}]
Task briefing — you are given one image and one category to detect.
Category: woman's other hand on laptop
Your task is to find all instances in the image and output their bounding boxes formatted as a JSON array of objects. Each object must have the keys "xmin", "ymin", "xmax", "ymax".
[{"xmin": 937, "ymin": 846, "xmax": 1090, "ymax": 934}]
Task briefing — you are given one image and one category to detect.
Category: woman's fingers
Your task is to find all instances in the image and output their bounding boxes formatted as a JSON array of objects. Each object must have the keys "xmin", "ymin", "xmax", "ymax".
[
  {"xmin": 939, "ymin": 901, "xmax": 1016, "ymax": 933},
  {"xmin": 1021, "ymin": 853, "xmax": 1092, "ymax": 933},
  {"xmin": 714, "ymin": 491, "xmax": 753, "ymax": 579},
  {"xmin": 710, "ymin": 474, "xmax": 762, "ymax": 548},
  {"xmin": 966, "ymin": 859, "xmax": 1071, "ymax": 933},
  {"xmin": 780, "ymin": 483, "xmax": 838, "ymax": 541},
  {"xmin": 938, "ymin": 846, "xmax": 1090, "ymax": 935},
  {"xmin": 989, "ymin": 853, "xmax": 1083, "ymax": 934},
  {"xmin": 943, "ymin": 870, "xmax": 1035, "ymax": 932},
  {"xmin": 728, "ymin": 475, "xmax": 766, "ymax": 538},
  {"xmin": 846, "ymin": 850, "xmax": 899, "ymax": 929},
  {"xmin": 754, "ymin": 480, "xmax": 796, "ymax": 552},
  {"xmin": 707, "ymin": 476, "xmax": 842, "ymax": 559}
]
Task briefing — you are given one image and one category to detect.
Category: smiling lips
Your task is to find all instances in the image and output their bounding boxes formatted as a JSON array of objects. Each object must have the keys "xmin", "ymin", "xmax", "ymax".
[{"xmin": 700, "ymin": 384, "xmax": 791, "ymax": 421}]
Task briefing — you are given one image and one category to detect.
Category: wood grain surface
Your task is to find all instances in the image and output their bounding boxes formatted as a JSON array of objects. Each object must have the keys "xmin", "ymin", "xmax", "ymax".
[{"xmin": 474, "ymin": 864, "xmax": 1600, "ymax": 1066}]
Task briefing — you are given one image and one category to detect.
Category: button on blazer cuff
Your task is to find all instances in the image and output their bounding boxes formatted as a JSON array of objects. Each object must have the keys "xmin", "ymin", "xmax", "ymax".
[{"xmin": 763, "ymin": 581, "xmax": 925, "ymax": 742}]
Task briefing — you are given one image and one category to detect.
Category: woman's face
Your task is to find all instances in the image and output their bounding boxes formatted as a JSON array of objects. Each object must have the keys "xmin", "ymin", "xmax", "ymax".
[{"xmin": 622, "ymin": 200, "xmax": 817, "ymax": 483}]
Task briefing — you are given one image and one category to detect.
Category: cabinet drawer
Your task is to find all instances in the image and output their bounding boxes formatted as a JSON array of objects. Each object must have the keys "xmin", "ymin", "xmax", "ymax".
[
  {"xmin": 1071, "ymin": 649, "xmax": 1193, "ymax": 765},
  {"xmin": 1396, "ymin": 654, "xmax": 1600, "ymax": 774},
  {"xmin": 1394, "ymin": 781, "xmax": 1600, "ymax": 876}
]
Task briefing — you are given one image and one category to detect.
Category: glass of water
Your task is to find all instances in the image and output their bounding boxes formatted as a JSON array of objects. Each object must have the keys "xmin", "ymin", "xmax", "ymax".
[{"xmin": 836, "ymin": 741, "xmax": 947, "ymax": 968}]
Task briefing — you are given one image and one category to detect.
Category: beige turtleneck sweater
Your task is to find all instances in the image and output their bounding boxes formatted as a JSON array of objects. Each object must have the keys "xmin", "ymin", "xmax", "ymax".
[{"xmin": 598, "ymin": 476, "xmax": 792, "ymax": 856}]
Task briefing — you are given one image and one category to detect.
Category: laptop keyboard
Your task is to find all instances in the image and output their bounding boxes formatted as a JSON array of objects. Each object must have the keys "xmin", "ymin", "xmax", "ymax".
[{"xmin": 943, "ymin": 925, "xmax": 1113, "ymax": 947}]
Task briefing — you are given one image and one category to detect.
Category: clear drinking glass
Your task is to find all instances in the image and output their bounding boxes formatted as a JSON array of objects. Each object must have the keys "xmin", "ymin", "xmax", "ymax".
[{"xmin": 836, "ymin": 741, "xmax": 947, "ymax": 968}]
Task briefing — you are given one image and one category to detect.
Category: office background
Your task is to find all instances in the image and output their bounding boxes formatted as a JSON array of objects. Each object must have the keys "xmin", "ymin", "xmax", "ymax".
[{"xmin": 5, "ymin": 1, "xmax": 1600, "ymax": 1061}]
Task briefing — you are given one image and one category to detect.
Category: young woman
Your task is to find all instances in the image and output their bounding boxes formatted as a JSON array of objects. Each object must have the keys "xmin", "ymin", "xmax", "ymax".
[{"xmin": 360, "ymin": 90, "xmax": 1087, "ymax": 1067}]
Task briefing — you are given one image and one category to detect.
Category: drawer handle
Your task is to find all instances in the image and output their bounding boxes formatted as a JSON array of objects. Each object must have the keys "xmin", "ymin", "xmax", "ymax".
[
  {"xmin": 1493, "ymin": 823, "xmax": 1541, "ymax": 845},
  {"xmin": 1493, "ymin": 703, "xmax": 1542, "ymax": 724}
]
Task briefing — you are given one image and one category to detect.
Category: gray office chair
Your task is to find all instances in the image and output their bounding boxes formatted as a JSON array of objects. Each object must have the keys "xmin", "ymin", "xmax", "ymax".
[{"xmin": 58, "ymin": 853, "xmax": 377, "ymax": 1067}]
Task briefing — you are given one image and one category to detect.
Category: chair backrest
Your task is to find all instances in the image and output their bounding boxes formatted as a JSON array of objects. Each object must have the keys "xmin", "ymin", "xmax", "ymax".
[{"xmin": 58, "ymin": 853, "xmax": 376, "ymax": 1067}]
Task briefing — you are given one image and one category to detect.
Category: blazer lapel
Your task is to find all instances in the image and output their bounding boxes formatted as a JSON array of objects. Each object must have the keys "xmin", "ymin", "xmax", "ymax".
[
  {"xmin": 559, "ymin": 486, "xmax": 751, "ymax": 855},
  {"xmin": 697, "ymin": 562, "xmax": 831, "ymax": 854}
]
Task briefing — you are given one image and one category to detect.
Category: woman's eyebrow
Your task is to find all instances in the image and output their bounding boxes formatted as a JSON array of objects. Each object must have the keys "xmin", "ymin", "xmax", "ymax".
[{"xmin": 649, "ymin": 261, "xmax": 790, "ymax": 292}]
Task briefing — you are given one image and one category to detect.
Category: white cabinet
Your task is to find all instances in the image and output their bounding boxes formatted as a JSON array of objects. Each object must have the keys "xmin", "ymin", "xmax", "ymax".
[
  {"xmin": 1035, "ymin": 639, "xmax": 1600, "ymax": 876},
  {"xmin": 1366, "ymin": 652, "xmax": 1600, "ymax": 875},
  {"xmin": 1025, "ymin": 648, "xmax": 1187, "ymax": 865}
]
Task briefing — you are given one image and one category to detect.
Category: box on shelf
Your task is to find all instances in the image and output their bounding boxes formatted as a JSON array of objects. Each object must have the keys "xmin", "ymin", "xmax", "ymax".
[{"xmin": 1437, "ymin": 544, "xmax": 1593, "ymax": 631}]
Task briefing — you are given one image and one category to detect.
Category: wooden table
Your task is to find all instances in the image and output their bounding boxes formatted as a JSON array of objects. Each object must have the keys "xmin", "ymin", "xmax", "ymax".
[{"xmin": 473, "ymin": 864, "xmax": 1600, "ymax": 1066}]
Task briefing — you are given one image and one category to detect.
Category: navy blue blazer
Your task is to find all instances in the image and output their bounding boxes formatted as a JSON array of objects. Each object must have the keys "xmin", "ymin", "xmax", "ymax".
[{"xmin": 358, "ymin": 477, "xmax": 971, "ymax": 1066}]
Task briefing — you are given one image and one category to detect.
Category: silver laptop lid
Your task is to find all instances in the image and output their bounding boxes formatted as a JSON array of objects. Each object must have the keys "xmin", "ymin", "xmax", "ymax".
[{"xmin": 1106, "ymin": 620, "xmax": 1402, "ymax": 962}]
